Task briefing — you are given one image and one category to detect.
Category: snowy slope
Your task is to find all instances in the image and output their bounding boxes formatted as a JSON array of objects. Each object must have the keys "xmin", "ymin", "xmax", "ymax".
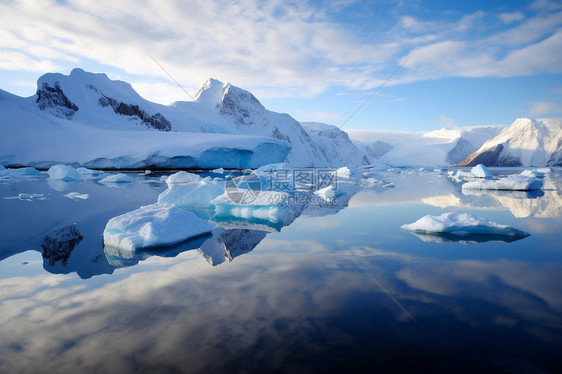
[
  {"xmin": 0, "ymin": 69, "xmax": 361, "ymax": 169},
  {"xmin": 348, "ymin": 126, "xmax": 503, "ymax": 167},
  {"xmin": 457, "ymin": 118, "xmax": 562, "ymax": 167}
]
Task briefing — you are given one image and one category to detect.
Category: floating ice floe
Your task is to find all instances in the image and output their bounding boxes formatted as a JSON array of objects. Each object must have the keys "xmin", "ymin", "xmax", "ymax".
[
  {"xmin": 462, "ymin": 175, "xmax": 543, "ymax": 191},
  {"xmin": 471, "ymin": 164, "xmax": 491, "ymax": 178},
  {"xmin": 77, "ymin": 167, "xmax": 105, "ymax": 178},
  {"xmin": 48, "ymin": 164, "xmax": 81, "ymax": 181},
  {"xmin": 212, "ymin": 190, "xmax": 303, "ymax": 226},
  {"xmin": 0, "ymin": 167, "xmax": 42, "ymax": 178},
  {"xmin": 158, "ymin": 176, "xmax": 224, "ymax": 209},
  {"xmin": 4, "ymin": 193, "xmax": 46, "ymax": 202},
  {"xmin": 64, "ymin": 192, "xmax": 89, "ymax": 200},
  {"xmin": 99, "ymin": 173, "xmax": 133, "ymax": 184},
  {"xmin": 401, "ymin": 212, "xmax": 529, "ymax": 237},
  {"xmin": 103, "ymin": 203, "xmax": 215, "ymax": 251},
  {"xmin": 211, "ymin": 168, "xmax": 225, "ymax": 174}
]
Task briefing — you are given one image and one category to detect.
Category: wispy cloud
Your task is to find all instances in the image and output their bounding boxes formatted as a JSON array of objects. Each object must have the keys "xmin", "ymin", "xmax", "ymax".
[
  {"xmin": 0, "ymin": 0, "xmax": 561, "ymax": 100},
  {"xmin": 529, "ymin": 101, "xmax": 562, "ymax": 115}
]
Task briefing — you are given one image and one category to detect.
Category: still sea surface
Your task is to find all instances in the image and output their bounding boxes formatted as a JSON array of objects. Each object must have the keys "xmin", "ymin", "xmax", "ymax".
[{"xmin": 1, "ymin": 168, "xmax": 561, "ymax": 373}]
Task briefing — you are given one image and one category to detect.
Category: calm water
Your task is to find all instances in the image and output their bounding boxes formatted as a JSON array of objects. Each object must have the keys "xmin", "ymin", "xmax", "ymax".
[{"xmin": 1, "ymin": 168, "xmax": 561, "ymax": 374}]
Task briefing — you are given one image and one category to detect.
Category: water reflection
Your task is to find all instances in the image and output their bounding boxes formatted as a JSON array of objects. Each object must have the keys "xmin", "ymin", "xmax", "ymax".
[
  {"xmin": 0, "ymin": 168, "xmax": 561, "ymax": 372},
  {"xmin": 403, "ymin": 230, "xmax": 530, "ymax": 244}
]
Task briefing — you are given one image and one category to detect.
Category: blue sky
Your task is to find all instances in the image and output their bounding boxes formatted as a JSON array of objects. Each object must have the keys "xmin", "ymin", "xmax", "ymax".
[{"xmin": 1, "ymin": 0, "xmax": 561, "ymax": 131}]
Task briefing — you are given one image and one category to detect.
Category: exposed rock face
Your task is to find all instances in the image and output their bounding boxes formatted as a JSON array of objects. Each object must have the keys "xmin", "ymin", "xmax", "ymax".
[
  {"xmin": 98, "ymin": 94, "xmax": 171, "ymax": 131},
  {"xmin": 457, "ymin": 144, "xmax": 522, "ymax": 167},
  {"xmin": 41, "ymin": 225, "xmax": 83, "ymax": 266},
  {"xmin": 36, "ymin": 82, "xmax": 79, "ymax": 119},
  {"xmin": 457, "ymin": 118, "xmax": 562, "ymax": 167}
]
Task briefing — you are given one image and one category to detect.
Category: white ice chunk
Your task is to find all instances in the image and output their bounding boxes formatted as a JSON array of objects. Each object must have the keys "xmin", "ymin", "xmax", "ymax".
[
  {"xmin": 212, "ymin": 190, "xmax": 300, "ymax": 224},
  {"xmin": 99, "ymin": 173, "xmax": 133, "ymax": 184},
  {"xmin": 158, "ymin": 177, "xmax": 224, "ymax": 209},
  {"xmin": 64, "ymin": 192, "xmax": 89, "ymax": 200},
  {"xmin": 103, "ymin": 203, "xmax": 214, "ymax": 251},
  {"xmin": 211, "ymin": 168, "xmax": 225, "ymax": 174},
  {"xmin": 47, "ymin": 164, "xmax": 80, "ymax": 180},
  {"xmin": 314, "ymin": 185, "xmax": 344, "ymax": 202},
  {"xmin": 401, "ymin": 212, "xmax": 528, "ymax": 236},
  {"xmin": 336, "ymin": 166, "xmax": 351, "ymax": 179},
  {"xmin": 462, "ymin": 175, "xmax": 543, "ymax": 191},
  {"xmin": 471, "ymin": 164, "xmax": 491, "ymax": 178},
  {"xmin": 77, "ymin": 167, "xmax": 105, "ymax": 178},
  {"xmin": 164, "ymin": 171, "xmax": 202, "ymax": 186}
]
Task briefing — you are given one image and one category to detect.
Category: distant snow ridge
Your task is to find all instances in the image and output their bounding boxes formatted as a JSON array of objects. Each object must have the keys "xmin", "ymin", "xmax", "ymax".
[
  {"xmin": 458, "ymin": 118, "xmax": 562, "ymax": 167},
  {"xmin": 348, "ymin": 126, "xmax": 504, "ymax": 167}
]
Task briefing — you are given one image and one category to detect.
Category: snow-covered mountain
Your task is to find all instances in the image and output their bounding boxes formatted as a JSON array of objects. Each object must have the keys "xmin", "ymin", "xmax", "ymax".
[
  {"xmin": 300, "ymin": 122, "xmax": 368, "ymax": 167},
  {"xmin": 457, "ymin": 118, "xmax": 562, "ymax": 167},
  {"xmin": 348, "ymin": 126, "xmax": 504, "ymax": 167},
  {"xmin": 0, "ymin": 69, "xmax": 365, "ymax": 169}
]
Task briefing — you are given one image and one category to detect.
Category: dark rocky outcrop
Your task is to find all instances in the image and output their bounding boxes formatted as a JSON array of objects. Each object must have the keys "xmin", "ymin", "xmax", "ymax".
[
  {"xmin": 36, "ymin": 82, "xmax": 79, "ymax": 119},
  {"xmin": 98, "ymin": 95, "xmax": 171, "ymax": 131}
]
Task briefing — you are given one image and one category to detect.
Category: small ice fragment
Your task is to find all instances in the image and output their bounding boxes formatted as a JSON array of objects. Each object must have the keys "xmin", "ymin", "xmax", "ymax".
[
  {"xmin": 401, "ymin": 212, "xmax": 528, "ymax": 236},
  {"xmin": 64, "ymin": 192, "xmax": 89, "ymax": 200},
  {"xmin": 48, "ymin": 164, "xmax": 81, "ymax": 181},
  {"xmin": 99, "ymin": 173, "xmax": 133, "ymax": 184},
  {"xmin": 211, "ymin": 167, "xmax": 225, "ymax": 174},
  {"xmin": 471, "ymin": 164, "xmax": 491, "ymax": 178},
  {"xmin": 336, "ymin": 166, "xmax": 351, "ymax": 179},
  {"xmin": 103, "ymin": 203, "xmax": 214, "ymax": 251}
]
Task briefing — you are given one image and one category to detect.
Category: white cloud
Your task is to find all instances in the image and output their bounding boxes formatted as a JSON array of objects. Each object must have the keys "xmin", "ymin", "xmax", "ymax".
[
  {"xmin": 499, "ymin": 12, "xmax": 524, "ymax": 24},
  {"xmin": 529, "ymin": 101, "xmax": 562, "ymax": 115},
  {"xmin": 0, "ymin": 0, "xmax": 561, "ymax": 100},
  {"xmin": 438, "ymin": 115, "xmax": 458, "ymax": 129}
]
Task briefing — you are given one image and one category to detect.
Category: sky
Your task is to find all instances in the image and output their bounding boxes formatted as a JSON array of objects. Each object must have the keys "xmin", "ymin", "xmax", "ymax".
[{"xmin": 1, "ymin": 0, "xmax": 561, "ymax": 131}]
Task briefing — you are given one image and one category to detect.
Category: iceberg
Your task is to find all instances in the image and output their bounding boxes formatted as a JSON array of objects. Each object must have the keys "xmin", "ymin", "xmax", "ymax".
[
  {"xmin": 471, "ymin": 164, "xmax": 491, "ymax": 178},
  {"xmin": 164, "ymin": 171, "xmax": 202, "ymax": 185},
  {"xmin": 212, "ymin": 190, "xmax": 304, "ymax": 227},
  {"xmin": 99, "ymin": 173, "xmax": 133, "ymax": 184},
  {"xmin": 401, "ymin": 212, "xmax": 529, "ymax": 237},
  {"xmin": 76, "ymin": 167, "xmax": 105, "ymax": 178},
  {"xmin": 103, "ymin": 203, "xmax": 215, "ymax": 251},
  {"xmin": 158, "ymin": 176, "xmax": 225, "ymax": 209},
  {"xmin": 47, "ymin": 164, "xmax": 81, "ymax": 181},
  {"xmin": 462, "ymin": 175, "xmax": 543, "ymax": 191}
]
